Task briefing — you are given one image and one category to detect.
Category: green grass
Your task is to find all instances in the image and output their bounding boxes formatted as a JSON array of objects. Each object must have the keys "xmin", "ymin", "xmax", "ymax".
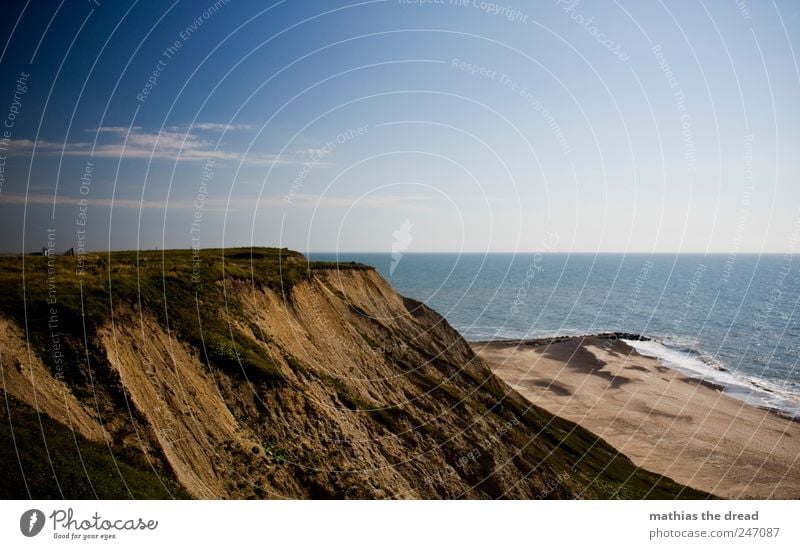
[
  {"xmin": 0, "ymin": 395, "xmax": 189, "ymax": 499},
  {"xmin": 0, "ymin": 248, "xmax": 372, "ymax": 383},
  {"xmin": 261, "ymin": 436, "xmax": 291, "ymax": 465},
  {"xmin": 0, "ymin": 248, "xmax": 372, "ymax": 498},
  {"xmin": 0, "ymin": 248, "xmax": 705, "ymax": 499}
]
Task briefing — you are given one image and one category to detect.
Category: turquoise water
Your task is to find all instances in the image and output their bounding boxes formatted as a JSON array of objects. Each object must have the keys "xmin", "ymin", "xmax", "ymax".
[{"xmin": 310, "ymin": 253, "xmax": 800, "ymax": 419}]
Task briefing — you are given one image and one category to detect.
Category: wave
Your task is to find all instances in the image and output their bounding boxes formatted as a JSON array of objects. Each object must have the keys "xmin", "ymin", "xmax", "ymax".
[{"xmin": 623, "ymin": 338, "xmax": 800, "ymax": 421}]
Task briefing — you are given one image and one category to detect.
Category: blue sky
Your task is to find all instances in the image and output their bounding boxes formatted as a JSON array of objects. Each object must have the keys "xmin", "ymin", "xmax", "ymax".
[{"xmin": 0, "ymin": 0, "xmax": 798, "ymax": 253}]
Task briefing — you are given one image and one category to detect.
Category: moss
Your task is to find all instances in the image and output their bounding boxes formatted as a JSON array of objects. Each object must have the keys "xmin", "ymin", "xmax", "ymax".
[{"xmin": 282, "ymin": 353, "xmax": 306, "ymax": 374}]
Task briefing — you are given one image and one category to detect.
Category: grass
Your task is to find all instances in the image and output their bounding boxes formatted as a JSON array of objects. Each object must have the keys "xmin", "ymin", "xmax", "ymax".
[
  {"xmin": 0, "ymin": 247, "xmax": 372, "ymax": 383},
  {"xmin": 0, "ymin": 247, "xmax": 373, "ymax": 498},
  {"xmin": 0, "ymin": 247, "xmax": 705, "ymax": 499},
  {"xmin": 0, "ymin": 394, "xmax": 189, "ymax": 499},
  {"xmin": 262, "ymin": 436, "xmax": 291, "ymax": 465}
]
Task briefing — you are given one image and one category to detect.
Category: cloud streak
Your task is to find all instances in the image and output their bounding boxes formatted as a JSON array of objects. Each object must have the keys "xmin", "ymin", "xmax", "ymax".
[
  {"xmin": 3, "ymin": 124, "xmax": 322, "ymax": 167},
  {"xmin": 0, "ymin": 192, "xmax": 231, "ymax": 211},
  {"xmin": 1, "ymin": 192, "xmax": 434, "ymax": 212},
  {"xmin": 166, "ymin": 122, "xmax": 257, "ymax": 132}
]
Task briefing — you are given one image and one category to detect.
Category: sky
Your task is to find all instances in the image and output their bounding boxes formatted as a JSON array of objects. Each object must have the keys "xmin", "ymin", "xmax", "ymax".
[{"xmin": 0, "ymin": 0, "xmax": 798, "ymax": 254}]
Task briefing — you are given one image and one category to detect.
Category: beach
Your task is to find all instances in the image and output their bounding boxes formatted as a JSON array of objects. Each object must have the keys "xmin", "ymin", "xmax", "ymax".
[{"xmin": 472, "ymin": 335, "xmax": 800, "ymax": 499}]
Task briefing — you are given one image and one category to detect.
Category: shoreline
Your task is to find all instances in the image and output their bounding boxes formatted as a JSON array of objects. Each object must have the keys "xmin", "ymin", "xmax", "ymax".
[
  {"xmin": 471, "ymin": 332, "xmax": 800, "ymax": 424},
  {"xmin": 472, "ymin": 335, "xmax": 800, "ymax": 499}
]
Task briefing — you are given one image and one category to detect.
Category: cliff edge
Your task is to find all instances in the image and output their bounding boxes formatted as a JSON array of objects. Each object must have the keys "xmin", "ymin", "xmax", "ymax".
[{"xmin": 0, "ymin": 248, "xmax": 706, "ymax": 499}]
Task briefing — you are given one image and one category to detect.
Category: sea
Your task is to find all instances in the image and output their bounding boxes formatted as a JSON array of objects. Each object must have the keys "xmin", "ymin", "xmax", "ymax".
[{"xmin": 309, "ymin": 253, "xmax": 800, "ymax": 420}]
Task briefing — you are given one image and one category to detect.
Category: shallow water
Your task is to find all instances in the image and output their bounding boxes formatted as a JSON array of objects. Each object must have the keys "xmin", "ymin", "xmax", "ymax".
[{"xmin": 310, "ymin": 252, "xmax": 800, "ymax": 419}]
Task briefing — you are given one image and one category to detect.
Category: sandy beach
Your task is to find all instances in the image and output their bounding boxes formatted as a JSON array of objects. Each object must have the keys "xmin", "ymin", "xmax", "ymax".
[{"xmin": 472, "ymin": 335, "xmax": 800, "ymax": 499}]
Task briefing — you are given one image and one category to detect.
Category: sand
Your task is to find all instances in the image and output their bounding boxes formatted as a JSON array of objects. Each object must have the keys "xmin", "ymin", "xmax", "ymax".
[{"xmin": 472, "ymin": 335, "xmax": 800, "ymax": 499}]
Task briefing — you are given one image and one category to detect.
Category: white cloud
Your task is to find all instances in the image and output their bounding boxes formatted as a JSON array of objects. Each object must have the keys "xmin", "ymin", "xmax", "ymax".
[
  {"xmin": 169, "ymin": 122, "xmax": 256, "ymax": 132},
  {"xmin": 89, "ymin": 126, "xmax": 142, "ymax": 133},
  {"xmin": 1, "ymin": 192, "xmax": 435, "ymax": 213},
  {"xmin": 0, "ymin": 192, "xmax": 231, "ymax": 212},
  {"xmin": 3, "ymin": 125, "xmax": 322, "ymax": 167}
]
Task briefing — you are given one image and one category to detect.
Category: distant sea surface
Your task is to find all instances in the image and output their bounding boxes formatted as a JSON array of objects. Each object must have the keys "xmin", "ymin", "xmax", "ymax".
[{"xmin": 309, "ymin": 253, "xmax": 800, "ymax": 419}]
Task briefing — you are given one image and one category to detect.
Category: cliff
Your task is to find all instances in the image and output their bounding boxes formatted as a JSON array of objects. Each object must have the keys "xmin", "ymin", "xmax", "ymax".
[{"xmin": 0, "ymin": 248, "xmax": 705, "ymax": 499}]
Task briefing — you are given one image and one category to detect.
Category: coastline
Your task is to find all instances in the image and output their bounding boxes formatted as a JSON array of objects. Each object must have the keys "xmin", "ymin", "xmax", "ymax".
[{"xmin": 472, "ymin": 334, "xmax": 800, "ymax": 499}]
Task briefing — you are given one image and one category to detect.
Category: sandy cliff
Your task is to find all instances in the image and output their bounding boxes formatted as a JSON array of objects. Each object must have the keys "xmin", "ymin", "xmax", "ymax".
[{"xmin": 0, "ymin": 249, "xmax": 703, "ymax": 499}]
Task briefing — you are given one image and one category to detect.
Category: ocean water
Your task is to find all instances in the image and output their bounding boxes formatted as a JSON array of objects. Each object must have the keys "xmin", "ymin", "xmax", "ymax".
[{"xmin": 309, "ymin": 253, "xmax": 800, "ymax": 419}]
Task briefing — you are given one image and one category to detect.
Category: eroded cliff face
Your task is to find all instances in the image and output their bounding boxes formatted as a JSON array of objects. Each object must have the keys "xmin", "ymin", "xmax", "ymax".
[{"xmin": 0, "ymin": 250, "xmax": 702, "ymax": 499}]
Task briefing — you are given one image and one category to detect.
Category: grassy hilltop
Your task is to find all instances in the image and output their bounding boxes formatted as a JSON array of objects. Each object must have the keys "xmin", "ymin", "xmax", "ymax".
[
  {"xmin": 0, "ymin": 248, "xmax": 369, "ymax": 384},
  {"xmin": 0, "ymin": 248, "xmax": 708, "ymax": 499}
]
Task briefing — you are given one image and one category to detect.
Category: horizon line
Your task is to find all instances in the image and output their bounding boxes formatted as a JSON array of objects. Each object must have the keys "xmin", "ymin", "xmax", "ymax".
[
  {"xmin": 2, "ymin": 247, "xmax": 797, "ymax": 256},
  {"xmin": 306, "ymin": 250, "xmax": 797, "ymax": 255}
]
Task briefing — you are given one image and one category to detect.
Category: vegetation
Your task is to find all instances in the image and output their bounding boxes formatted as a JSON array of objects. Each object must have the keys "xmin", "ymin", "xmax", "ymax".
[
  {"xmin": 0, "ymin": 247, "xmax": 706, "ymax": 499},
  {"xmin": 0, "ymin": 247, "xmax": 371, "ymax": 382},
  {"xmin": 0, "ymin": 395, "xmax": 189, "ymax": 499},
  {"xmin": 0, "ymin": 247, "xmax": 375, "ymax": 499},
  {"xmin": 262, "ymin": 437, "xmax": 291, "ymax": 465}
]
